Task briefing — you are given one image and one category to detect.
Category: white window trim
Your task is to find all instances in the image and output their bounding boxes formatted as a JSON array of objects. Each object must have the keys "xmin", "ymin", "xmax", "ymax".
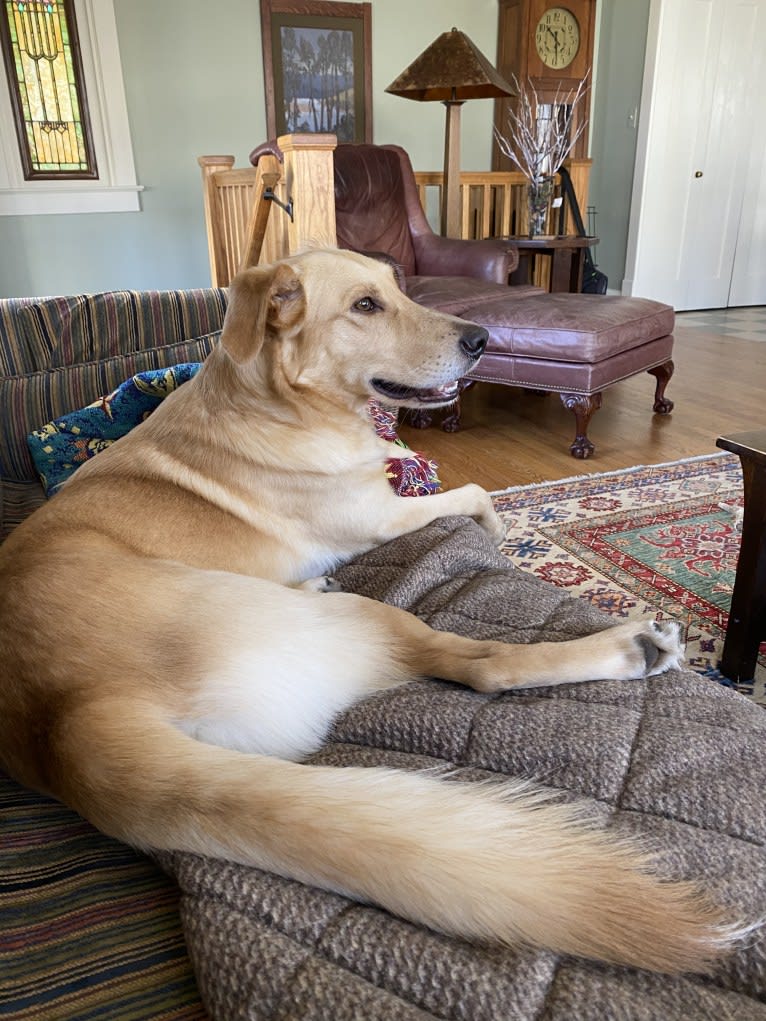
[{"xmin": 0, "ymin": 0, "xmax": 142, "ymax": 215}]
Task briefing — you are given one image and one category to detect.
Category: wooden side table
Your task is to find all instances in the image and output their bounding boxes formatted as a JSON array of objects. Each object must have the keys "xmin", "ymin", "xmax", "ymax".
[
  {"xmin": 715, "ymin": 430, "xmax": 766, "ymax": 682},
  {"xmin": 505, "ymin": 235, "xmax": 599, "ymax": 293}
]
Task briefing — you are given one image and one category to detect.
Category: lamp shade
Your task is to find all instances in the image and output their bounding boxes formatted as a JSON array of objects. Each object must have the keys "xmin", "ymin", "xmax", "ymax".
[
  {"xmin": 386, "ymin": 28, "xmax": 513, "ymax": 238},
  {"xmin": 385, "ymin": 28, "xmax": 514, "ymax": 102}
]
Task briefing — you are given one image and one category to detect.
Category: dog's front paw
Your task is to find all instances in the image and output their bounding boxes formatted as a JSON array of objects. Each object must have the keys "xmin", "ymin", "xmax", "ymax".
[
  {"xmin": 461, "ymin": 484, "xmax": 506, "ymax": 545},
  {"xmin": 480, "ymin": 507, "xmax": 507, "ymax": 546}
]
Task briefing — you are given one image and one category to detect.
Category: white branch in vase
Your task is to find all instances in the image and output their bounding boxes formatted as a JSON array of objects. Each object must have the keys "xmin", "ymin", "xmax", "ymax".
[{"xmin": 494, "ymin": 74, "xmax": 590, "ymax": 184}]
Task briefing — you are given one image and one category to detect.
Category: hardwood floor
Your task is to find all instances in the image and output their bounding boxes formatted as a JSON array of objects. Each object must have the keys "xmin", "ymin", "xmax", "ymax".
[{"xmin": 397, "ymin": 326, "xmax": 766, "ymax": 492}]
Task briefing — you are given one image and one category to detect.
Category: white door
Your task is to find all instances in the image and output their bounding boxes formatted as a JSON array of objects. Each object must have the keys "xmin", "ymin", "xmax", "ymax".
[
  {"xmin": 729, "ymin": 105, "xmax": 766, "ymax": 306},
  {"xmin": 623, "ymin": 0, "xmax": 766, "ymax": 310}
]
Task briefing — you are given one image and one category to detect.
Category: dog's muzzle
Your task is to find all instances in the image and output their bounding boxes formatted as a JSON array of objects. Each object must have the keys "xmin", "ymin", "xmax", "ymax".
[
  {"xmin": 370, "ymin": 323, "xmax": 489, "ymax": 407},
  {"xmin": 371, "ymin": 378, "xmax": 461, "ymax": 406}
]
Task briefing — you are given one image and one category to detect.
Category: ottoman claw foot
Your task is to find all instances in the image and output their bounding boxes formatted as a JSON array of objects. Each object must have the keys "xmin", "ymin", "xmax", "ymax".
[
  {"xmin": 441, "ymin": 399, "xmax": 464, "ymax": 432},
  {"xmin": 648, "ymin": 360, "xmax": 675, "ymax": 415},
  {"xmin": 561, "ymin": 392, "xmax": 602, "ymax": 459},
  {"xmin": 440, "ymin": 379, "xmax": 473, "ymax": 432},
  {"xmin": 409, "ymin": 409, "xmax": 433, "ymax": 430},
  {"xmin": 570, "ymin": 435, "xmax": 595, "ymax": 459},
  {"xmin": 653, "ymin": 396, "xmax": 675, "ymax": 414}
]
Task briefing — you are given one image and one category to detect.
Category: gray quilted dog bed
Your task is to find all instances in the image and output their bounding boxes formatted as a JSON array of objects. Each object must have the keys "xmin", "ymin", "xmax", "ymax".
[{"xmin": 157, "ymin": 516, "xmax": 766, "ymax": 1020}]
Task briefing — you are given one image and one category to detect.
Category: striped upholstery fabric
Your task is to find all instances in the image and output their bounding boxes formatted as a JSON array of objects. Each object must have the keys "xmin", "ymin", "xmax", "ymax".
[
  {"xmin": 0, "ymin": 480, "xmax": 45, "ymax": 543},
  {"xmin": 0, "ymin": 296, "xmax": 40, "ymax": 375},
  {"xmin": 0, "ymin": 290, "xmax": 227, "ymax": 483},
  {"xmin": 1, "ymin": 290, "xmax": 229, "ymax": 375},
  {"xmin": 0, "ymin": 774, "xmax": 208, "ymax": 1020},
  {"xmin": 1, "ymin": 339, "xmax": 223, "ymax": 484},
  {"xmin": 0, "ymin": 289, "xmax": 227, "ymax": 1019}
]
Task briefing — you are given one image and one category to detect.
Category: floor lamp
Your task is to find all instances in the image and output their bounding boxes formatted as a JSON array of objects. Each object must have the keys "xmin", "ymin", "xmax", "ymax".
[{"xmin": 385, "ymin": 28, "xmax": 514, "ymax": 238}]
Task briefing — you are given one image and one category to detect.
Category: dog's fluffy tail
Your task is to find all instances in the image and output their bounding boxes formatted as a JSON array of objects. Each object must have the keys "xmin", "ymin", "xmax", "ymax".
[{"xmin": 61, "ymin": 703, "xmax": 751, "ymax": 974}]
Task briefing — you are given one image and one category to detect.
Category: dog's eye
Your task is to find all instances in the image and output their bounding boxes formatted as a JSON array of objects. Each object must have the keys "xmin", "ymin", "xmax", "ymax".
[{"xmin": 352, "ymin": 297, "xmax": 379, "ymax": 313}]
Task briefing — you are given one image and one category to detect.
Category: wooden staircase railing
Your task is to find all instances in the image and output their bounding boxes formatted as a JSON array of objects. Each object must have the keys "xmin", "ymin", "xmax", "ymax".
[
  {"xmin": 198, "ymin": 155, "xmax": 278, "ymax": 287},
  {"xmin": 414, "ymin": 159, "xmax": 592, "ymax": 240},
  {"xmin": 198, "ymin": 134, "xmax": 337, "ymax": 287},
  {"xmin": 198, "ymin": 138, "xmax": 592, "ymax": 286}
]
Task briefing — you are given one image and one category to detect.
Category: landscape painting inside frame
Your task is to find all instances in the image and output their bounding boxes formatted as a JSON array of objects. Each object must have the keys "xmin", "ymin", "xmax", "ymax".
[{"xmin": 272, "ymin": 17, "xmax": 365, "ymax": 141}]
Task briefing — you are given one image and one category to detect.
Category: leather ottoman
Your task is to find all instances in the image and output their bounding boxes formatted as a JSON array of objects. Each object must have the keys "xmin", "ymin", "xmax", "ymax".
[{"xmin": 416, "ymin": 292, "xmax": 675, "ymax": 459}]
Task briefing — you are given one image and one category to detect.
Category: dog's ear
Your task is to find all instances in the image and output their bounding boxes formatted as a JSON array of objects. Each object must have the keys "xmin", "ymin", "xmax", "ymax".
[{"xmin": 221, "ymin": 263, "xmax": 306, "ymax": 364}]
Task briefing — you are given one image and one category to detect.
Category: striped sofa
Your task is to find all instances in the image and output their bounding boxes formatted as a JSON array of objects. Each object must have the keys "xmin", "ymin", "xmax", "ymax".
[{"xmin": 0, "ymin": 289, "xmax": 226, "ymax": 1019}]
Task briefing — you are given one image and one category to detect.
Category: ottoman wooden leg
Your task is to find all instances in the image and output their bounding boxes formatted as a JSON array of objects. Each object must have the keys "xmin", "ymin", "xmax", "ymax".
[
  {"xmin": 409, "ymin": 381, "xmax": 474, "ymax": 432},
  {"xmin": 648, "ymin": 359, "xmax": 675, "ymax": 413},
  {"xmin": 441, "ymin": 401, "xmax": 462, "ymax": 432},
  {"xmin": 715, "ymin": 434, "xmax": 766, "ymax": 682},
  {"xmin": 409, "ymin": 409, "xmax": 434, "ymax": 429},
  {"xmin": 561, "ymin": 392, "xmax": 602, "ymax": 459},
  {"xmin": 720, "ymin": 460, "xmax": 766, "ymax": 682},
  {"xmin": 440, "ymin": 380, "xmax": 476, "ymax": 432}
]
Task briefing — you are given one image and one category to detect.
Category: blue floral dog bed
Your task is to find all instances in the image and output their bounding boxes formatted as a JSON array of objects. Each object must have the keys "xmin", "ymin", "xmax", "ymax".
[{"xmin": 28, "ymin": 364, "xmax": 440, "ymax": 499}]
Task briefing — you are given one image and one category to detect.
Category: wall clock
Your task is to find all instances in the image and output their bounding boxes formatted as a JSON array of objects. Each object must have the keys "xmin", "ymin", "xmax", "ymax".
[
  {"xmin": 492, "ymin": 0, "xmax": 596, "ymax": 168},
  {"xmin": 534, "ymin": 7, "xmax": 580, "ymax": 70}
]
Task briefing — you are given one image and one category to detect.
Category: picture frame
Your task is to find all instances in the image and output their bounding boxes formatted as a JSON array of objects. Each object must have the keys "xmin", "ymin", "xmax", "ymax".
[{"xmin": 260, "ymin": 0, "xmax": 373, "ymax": 144}]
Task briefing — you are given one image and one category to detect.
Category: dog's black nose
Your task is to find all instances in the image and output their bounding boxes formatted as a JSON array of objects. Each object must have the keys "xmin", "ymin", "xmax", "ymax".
[{"xmin": 459, "ymin": 325, "xmax": 488, "ymax": 359}]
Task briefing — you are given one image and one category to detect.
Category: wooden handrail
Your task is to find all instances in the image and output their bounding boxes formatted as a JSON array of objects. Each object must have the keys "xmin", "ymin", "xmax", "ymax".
[
  {"xmin": 414, "ymin": 160, "xmax": 592, "ymax": 239},
  {"xmin": 240, "ymin": 159, "xmax": 281, "ymax": 272},
  {"xmin": 198, "ymin": 135, "xmax": 338, "ymax": 286}
]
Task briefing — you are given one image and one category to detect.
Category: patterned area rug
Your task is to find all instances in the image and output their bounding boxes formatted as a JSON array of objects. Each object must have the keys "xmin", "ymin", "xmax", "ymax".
[{"xmin": 491, "ymin": 452, "xmax": 765, "ymax": 705}]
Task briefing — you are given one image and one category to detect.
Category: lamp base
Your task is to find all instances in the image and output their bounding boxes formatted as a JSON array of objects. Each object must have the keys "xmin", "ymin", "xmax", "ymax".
[{"xmin": 440, "ymin": 100, "xmax": 464, "ymax": 238}]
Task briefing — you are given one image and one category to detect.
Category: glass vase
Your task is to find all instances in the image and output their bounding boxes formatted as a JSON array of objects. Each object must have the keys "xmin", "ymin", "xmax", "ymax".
[{"xmin": 527, "ymin": 176, "xmax": 555, "ymax": 237}]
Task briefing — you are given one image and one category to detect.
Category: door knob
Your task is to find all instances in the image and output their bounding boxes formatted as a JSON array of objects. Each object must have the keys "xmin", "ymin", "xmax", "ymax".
[{"xmin": 694, "ymin": 170, "xmax": 704, "ymax": 178}]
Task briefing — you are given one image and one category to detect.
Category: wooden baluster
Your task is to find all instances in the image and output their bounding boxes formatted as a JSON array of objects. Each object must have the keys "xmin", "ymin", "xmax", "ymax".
[
  {"xmin": 480, "ymin": 184, "xmax": 492, "ymax": 239},
  {"xmin": 198, "ymin": 155, "xmax": 235, "ymax": 287},
  {"xmin": 460, "ymin": 182, "xmax": 471, "ymax": 239},
  {"xmin": 500, "ymin": 182, "xmax": 512, "ymax": 236}
]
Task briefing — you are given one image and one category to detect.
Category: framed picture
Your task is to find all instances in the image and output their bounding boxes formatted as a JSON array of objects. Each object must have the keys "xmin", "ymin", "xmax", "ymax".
[{"xmin": 260, "ymin": 0, "xmax": 372, "ymax": 143}]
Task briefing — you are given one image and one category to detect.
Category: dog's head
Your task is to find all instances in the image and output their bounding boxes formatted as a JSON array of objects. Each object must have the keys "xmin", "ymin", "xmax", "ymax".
[{"xmin": 219, "ymin": 249, "xmax": 488, "ymax": 409}]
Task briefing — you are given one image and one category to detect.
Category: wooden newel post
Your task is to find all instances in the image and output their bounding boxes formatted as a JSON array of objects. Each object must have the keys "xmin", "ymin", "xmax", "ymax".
[{"xmin": 276, "ymin": 133, "xmax": 338, "ymax": 254}]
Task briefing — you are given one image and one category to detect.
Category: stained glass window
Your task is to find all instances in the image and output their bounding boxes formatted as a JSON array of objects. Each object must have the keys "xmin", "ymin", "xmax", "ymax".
[{"xmin": 0, "ymin": 0, "xmax": 97, "ymax": 179}]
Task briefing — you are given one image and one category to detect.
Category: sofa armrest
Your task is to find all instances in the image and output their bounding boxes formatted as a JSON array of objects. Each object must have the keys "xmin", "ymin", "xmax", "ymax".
[{"xmin": 412, "ymin": 235, "xmax": 519, "ymax": 284}]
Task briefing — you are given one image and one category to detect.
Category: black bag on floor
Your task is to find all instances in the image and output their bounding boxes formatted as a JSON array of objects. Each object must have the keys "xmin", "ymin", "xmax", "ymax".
[{"xmin": 557, "ymin": 166, "xmax": 608, "ymax": 295}]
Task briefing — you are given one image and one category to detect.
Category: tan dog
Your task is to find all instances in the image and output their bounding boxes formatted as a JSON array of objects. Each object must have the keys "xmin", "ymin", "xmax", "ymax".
[{"xmin": 0, "ymin": 249, "xmax": 747, "ymax": 973}]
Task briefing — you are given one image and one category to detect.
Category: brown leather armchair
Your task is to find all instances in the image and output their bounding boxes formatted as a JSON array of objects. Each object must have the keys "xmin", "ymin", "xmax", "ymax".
[{"xmin": 332, "ymin": 143, "xmax": 542, "ymax": 314}]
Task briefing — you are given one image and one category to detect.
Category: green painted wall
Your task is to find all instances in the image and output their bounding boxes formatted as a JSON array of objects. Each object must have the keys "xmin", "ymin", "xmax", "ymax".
[
  {"xmin": 0, "ymin": 0, "xmax": 501, "ymax": 298},
  {"xmin": 588, "ymin": 0, "xmax": 650, "ymax": 291}
]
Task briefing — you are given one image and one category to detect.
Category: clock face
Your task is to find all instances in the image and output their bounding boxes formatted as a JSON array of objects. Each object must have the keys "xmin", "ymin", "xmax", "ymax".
[{"xmin": 535, "ymin": 7, "xmax": 580, "ymax": 70}]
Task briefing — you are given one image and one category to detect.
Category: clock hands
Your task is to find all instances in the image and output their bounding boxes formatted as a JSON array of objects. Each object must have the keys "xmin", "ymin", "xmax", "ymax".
[
  {"xmin": 533, "ymin": 9, "xmax": 581, "ymax": 71},
  {"xmin": 546, "ymin": 24, "xmax": 561, "ymax": 59}
]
